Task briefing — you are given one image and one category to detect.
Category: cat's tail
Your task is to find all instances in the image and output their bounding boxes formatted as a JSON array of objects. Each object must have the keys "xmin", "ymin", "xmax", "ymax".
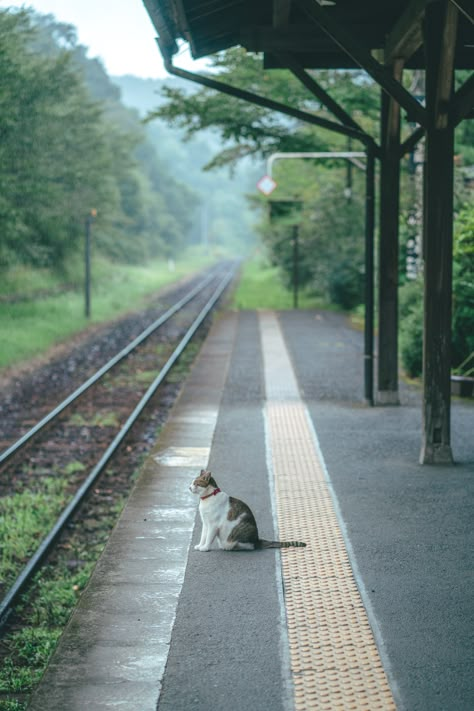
[{"xmin": 258, "ymin": 539, "xmax": 306, "ymax": 549}]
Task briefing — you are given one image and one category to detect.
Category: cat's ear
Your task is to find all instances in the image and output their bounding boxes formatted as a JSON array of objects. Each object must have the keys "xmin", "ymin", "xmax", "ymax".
[{"xmin": 202, "ymin": 469, "xmax": 212, "ymax": 481}]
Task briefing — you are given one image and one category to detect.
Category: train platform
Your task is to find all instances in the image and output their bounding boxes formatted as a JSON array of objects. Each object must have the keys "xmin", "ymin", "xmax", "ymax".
[{"xmin": 28, "ymin": 309, "xmax": 474, "ymax": 711}]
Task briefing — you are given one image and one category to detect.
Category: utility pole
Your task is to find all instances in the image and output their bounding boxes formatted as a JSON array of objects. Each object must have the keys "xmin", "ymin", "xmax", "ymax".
[
  {"xmin": 292, "ymin": 225, "xmax": 299, "ymax": 309},
  {"xmin": 84, "ymin": 209, "xmax": 97, "ymax": 318}
]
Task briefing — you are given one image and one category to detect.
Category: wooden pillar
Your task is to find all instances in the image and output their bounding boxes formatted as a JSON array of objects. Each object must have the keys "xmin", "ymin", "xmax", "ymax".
[
  {"xmin": 420, "ymin": 2, "xmax": 458, "ymax": 464},
  {"xmin": 377, "ymin": 60, "xmax": 403, "ymax": 404}
]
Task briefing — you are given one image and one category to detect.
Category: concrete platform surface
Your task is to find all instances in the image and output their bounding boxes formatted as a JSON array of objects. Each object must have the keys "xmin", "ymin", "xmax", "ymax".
[{"xmin": 28, "ymin": 309, "xmax": 474, "ymax": 711}]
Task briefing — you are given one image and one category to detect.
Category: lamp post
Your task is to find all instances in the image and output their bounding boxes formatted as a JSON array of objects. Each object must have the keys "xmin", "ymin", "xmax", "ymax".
[
  {"xmin": 84, "ymin": 209, "xmax": 97, "ymax": 318},
  {"xmin": 292, "ymin": 224, "xmax": 299, "ymax": 309}
]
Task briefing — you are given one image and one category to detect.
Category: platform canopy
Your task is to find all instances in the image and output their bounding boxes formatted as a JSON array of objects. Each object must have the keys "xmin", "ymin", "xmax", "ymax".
[
  {"xmin": 145, "ymin": 0, "xmax": 473, "ymax": 71},
  {"xmin": 144, "ymin": 0, "xmax": 474, "ymax": 465}
]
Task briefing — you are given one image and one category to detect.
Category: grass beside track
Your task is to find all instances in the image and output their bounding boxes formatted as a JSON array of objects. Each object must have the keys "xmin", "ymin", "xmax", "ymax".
[
  {"xmin": 0, "ymin": 251, "xmax": 214, "ymax": 370},
  {"xmin": 232, "ymin": 255, "xmax": 328, "ymax": 310},
  {"xmin": 0, "ymin": 477, "xmax": 126, "ymax": 711},
  {"xmin": 0, "ymin": 342, "xmax": 203, "ymax": 711}
]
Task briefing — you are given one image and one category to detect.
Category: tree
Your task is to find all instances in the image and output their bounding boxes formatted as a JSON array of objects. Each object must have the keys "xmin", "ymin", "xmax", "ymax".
[
  {"xmin": 452, "ymin": 205, "xmax": 474, "ymax": 368},
  {"xmin": 149, "ymin": 48, "xmax": 378, "ymax": 301},
  {"xmin": 148, "ymin": 48, "xmax": 380, "ymax": 169},
  {"xmin": 0, "ymin": 10, "xmax": 118, "ymax": 268},
  {"xmin": 0, "ymin": 8, "xmax": 201, "ymax": 271}
]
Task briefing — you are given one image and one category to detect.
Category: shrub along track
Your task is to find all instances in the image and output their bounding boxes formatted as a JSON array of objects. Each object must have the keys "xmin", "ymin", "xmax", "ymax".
[{"xmin": 0, "ymin": 261, "xmax": 237, "ymax": 710}]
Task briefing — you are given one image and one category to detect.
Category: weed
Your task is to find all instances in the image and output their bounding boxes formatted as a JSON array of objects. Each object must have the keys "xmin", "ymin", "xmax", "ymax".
[
  {"xmin": 232, "ymin": 255, "xmax": 325, "ymax": 310},
  {"xmin": 0, "ymin": 699, "xmax": 27, "ymax": 710},
  {"xmin": 135, "ymin": 370, "xmax": 157, "ymax": 384},
  {"xmin": 67, "ymin": 412, "xmax": 120, "ymax": 428},
  {"xmin": 66, "ymin": 413, "xmax": 88, "ymax": 426},
  {"xmin": 0, "ymin": 479, "xmax": 68, "ymax": 586},
  {"xmin": 92, "ymin": 412, "xmax": 120, "ymax": 428},
  {"xmin": 0, "ymin": 658, "xmax": 41, "ymax": 693},
  {"xmin": 165, "ymin": 343, "xmax": 200, "ymax": 383},
  {"xmin": 27, "ymin": 569, "xmax": 90, "ymax": 627},
  {"xmin": 0, "ymin": 496, "xmax": 125, "ymax": 706},
  {"xmin": 62, "ymin": 460, "xmax": 86, "ymax": 476},
  {"xmin": 8, "ymin": 628, "xmax": 60, "ymax": 667}
]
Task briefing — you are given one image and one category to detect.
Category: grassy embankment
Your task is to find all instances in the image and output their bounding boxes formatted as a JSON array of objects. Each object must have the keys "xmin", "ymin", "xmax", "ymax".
[
  {"xmin": 0, "ymin": 251, "xmax": 214, "ymax": 371},
  {"xmin": 232, "ymin": 255, "xmax": 326, "ymax": 310}
]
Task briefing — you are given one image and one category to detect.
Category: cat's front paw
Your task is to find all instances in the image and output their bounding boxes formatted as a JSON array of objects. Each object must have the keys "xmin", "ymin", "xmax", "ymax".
[{"xmin": 194, "ymin": 544, "xmax": 203, "ymax": 550}]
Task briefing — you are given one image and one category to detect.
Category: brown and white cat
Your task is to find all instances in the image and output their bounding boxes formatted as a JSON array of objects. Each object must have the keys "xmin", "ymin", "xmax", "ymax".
[{"xmin": 189, "ymin": 469, "xmax": 306, "ymax": 551}]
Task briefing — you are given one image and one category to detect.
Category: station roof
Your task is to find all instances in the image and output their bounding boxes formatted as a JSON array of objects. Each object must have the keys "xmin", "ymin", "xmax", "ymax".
[{"xmin": 144, "ymin": 0, "xmax": 474, "ymax": 70}]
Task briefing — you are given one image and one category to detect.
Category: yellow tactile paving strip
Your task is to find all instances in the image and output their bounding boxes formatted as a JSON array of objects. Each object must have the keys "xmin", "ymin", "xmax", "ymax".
[{"xmin": 260, "ymin": 312, "xmax": 396, "ymax": 711}]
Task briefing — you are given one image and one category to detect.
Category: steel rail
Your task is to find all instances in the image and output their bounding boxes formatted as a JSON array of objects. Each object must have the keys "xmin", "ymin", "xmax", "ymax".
[
  {"xmin": 0, "ymin": 265, "xmax": 236, "ymax": 631},
  {"xmin": 0, "ymin": 267, "xmax": 220, "ymax": 467}
]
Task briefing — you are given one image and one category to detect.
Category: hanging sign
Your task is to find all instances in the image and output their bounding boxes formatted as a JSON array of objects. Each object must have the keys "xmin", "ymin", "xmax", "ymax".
[{"xmin": 257, "ymin": 174, "xmax": 277, "ymax": 196}]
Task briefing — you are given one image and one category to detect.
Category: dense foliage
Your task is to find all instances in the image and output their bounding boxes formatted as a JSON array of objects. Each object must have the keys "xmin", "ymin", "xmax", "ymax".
[
  {"xmin": 452, "ymin": 207, "xmax": 474, "ymax": 368},
  {"xmin": 399, "ymin": 206, "xmax": 474, "ymax": 377},
  {"xmin": 0, "ymin": 8, "xmax": 197, "ymax": 271},
  {"xmin": 150, "ymin": 49, "xmax": 380, "ymax": 307},
  {"xmin": 153, "ymin": 48, "xmax": 474, "ymax": 369},
  {"xmin": 152, "ymin": 48, "xmax": 379, "ymax": 169}
]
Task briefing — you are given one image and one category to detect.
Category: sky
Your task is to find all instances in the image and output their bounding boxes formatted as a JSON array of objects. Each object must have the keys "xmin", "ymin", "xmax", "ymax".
[{"xmin": 1, "ymin": 0, "xmax": 207, "ymax": 78}]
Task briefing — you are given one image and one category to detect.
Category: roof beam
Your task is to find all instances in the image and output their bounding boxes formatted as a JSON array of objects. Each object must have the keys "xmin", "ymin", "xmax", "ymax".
[
  {"xmin": 241, "ymin": 25, "xmax": 381, "ymax": 54},
  {"xmin": 439, "ymin": 3, "xmax": 459, "ymax": 128},
  {"xmin": 276, "ymin": 51, "xmax": 370, "ymax": 137},
  {"xmin": 449, "ymin": 0, "xmax": 474, "ymax": 24},
  {"xmin": 400, "ymin": 3, "xmax": 470, "ymax": 149},
  {"xmin": 400, "ymin": 125, "xmax": 424, "ymax": 156},
  {"xmin": 162, "ymin": 57, "xmax": 378, "ymax": 150},
  {"xmin": 384, "ymin": 0, "xmax": 430, "ymax": 65},
  {"xmin": 453, "ymin": 71, "xmax": 474, "ymax": 124},
  {"xmin": 241, "ymin": 26, "xmax": 337, "ymax": 53},
  {"xmin": 273, "ymin": 0, "xmax": 292, "ymax": 28},
  {"xmin": 293, "ymin": 0, "xmax": 428, "ymax": 127},
  {"xmin": 142, "ymin": 0, "xmax": 178, "ymax": 59},
  {"xmin": 425, "ymin": 1, "xmax": 459, "ymax": 129}
]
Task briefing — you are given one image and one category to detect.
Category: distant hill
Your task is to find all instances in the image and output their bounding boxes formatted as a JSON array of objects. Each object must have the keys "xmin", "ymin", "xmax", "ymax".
[
  {"xmin": 112, "ymin": 74, "xmax": 260, "ymax": 253},
  {"xmin": 111, "ymin": 75, "xmax": 188, "ymax": 116}
]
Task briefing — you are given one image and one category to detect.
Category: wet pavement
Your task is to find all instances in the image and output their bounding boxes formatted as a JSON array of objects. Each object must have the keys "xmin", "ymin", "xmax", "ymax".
[{"xmin": 28, "ymin": 309, "xmax": 474, "ymax": 711}]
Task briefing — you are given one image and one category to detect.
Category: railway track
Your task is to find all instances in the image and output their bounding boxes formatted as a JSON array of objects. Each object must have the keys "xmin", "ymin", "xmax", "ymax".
[{"xmin": 0, "ymin": 260, "xmax": 237, "ymax": 634}]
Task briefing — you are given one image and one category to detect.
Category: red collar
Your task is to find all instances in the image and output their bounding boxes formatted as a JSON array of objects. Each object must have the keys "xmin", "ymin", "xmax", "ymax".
[{"xmin": 200, "ymin": 488, "xmax": 221, "ymax": 500}]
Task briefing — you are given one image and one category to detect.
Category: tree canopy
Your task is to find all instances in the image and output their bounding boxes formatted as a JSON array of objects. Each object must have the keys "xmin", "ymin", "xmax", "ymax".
[
  {"xmin": 0, "ymin": 8, "xmax": 198, "ymax": 271},
  {"xmin": 151, "ymin": 48, "xmax": 473, "ymax": 369},
  {"xmin": 149, "ymin": 48, "xmax": 380, "ymax": 305},
  {"xmin": 150, "ymin": 48, "xmax": 380, "ymax": 169}
]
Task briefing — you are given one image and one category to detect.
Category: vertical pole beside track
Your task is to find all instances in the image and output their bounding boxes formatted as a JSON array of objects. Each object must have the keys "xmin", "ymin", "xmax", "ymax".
[
  {"xmin": 292, "ymin": 224, "xmax": 299, "ymax": 309},
  {"xmin": 84, "ymin": 209, "xmax": 96, "ymax": 319},
  {"xmin": 364, "ymin": 147, "xmax": 375, "ymax": 406}
]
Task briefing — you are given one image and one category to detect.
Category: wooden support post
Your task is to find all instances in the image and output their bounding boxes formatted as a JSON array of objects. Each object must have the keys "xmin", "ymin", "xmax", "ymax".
[
  {"xmin": 377, "ymin": 60, "xmax": 403, "ymax": 405},
  {"xmin": 420, "ymin": 1, "xmax": 458, "ymax": 464}
]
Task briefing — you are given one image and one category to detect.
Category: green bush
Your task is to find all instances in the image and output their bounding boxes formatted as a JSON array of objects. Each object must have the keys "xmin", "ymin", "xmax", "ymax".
[
  {"xmin": 399, "ymin": 277, "xmax": 423, "ymax": 377},
  {"xmin": 328, "ymin": 260, "xmax": 364, "ymax": 310},
  {"xmin": 398, "ymin": 204, "xmax": 474, "ymax": 378},
  {"xmin": 452, "ymin": 207, "xmax": 474, "ymax": 368}
]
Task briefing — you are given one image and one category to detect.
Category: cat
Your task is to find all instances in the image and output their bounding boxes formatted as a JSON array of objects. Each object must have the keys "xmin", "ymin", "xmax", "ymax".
[{"xmin": 189, "ymin": 469, "xmax": 306, "ymax": 551}]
